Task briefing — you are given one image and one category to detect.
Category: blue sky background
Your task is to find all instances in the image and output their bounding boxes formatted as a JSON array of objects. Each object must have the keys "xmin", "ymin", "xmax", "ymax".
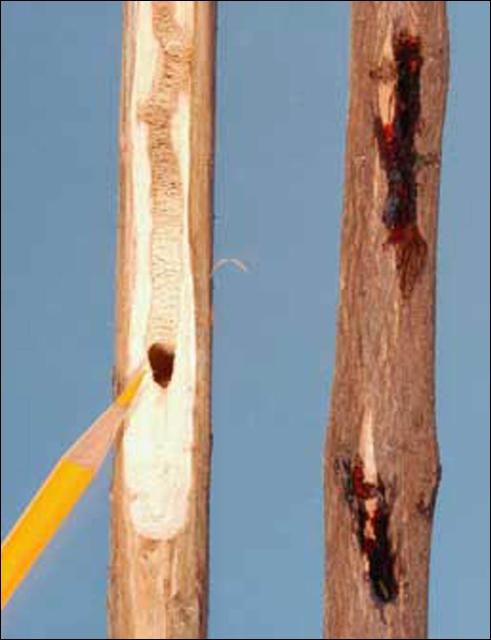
[{"xmin": 1, "ymin": 2, "xmax": 489, "ymax": 639}]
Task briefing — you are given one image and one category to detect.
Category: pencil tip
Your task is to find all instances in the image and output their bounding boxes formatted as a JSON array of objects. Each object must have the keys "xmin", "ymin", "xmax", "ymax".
[{"xmin": 115, "ymin": 369, "xmax": 146, "ymax": 408}]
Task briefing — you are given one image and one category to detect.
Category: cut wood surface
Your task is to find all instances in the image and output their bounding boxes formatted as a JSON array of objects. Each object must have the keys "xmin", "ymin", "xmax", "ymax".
[
  {"xmin": 108, "ymin": 2, "xmax": 215, "ymax": 638},
  {"xmin": 324, "ymin": 2, "xmax": 448, "ymax": 638}
]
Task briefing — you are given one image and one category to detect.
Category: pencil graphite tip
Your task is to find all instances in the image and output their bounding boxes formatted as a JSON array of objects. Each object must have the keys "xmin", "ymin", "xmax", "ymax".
[{"xmin": 115, "ymin": 368, "xmax": 146, "ymax": 408}]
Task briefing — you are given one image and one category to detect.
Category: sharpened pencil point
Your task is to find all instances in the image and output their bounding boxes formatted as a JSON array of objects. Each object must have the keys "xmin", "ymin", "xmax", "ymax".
[{"xmin": 115, "ymin": 369, "xmax": 146, "ymax": 408}]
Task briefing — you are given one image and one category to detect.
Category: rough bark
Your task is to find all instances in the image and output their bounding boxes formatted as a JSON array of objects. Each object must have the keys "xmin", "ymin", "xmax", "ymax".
[
  {"xmin": 324, "ymin": 2, "xmax": 448, "ymax": 638},
  {"xmin": 108, "ymin": 2, "xmax": 215, "ymax": 638}
]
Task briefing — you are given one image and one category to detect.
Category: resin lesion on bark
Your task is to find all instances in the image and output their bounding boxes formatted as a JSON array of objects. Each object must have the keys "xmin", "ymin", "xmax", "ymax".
[
  {"xmin": 372, "ymin": 30, "xmax": 439, "ymax": 299},
  {"xmin": 336, "ymin": 455, "xmax": 398, "ymax": 605}
]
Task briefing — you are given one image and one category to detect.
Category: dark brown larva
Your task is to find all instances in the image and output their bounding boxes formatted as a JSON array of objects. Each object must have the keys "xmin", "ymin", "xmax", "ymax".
[{"xmin": 147, "ymin": 343, "xmax": 175, "ymax": 389}]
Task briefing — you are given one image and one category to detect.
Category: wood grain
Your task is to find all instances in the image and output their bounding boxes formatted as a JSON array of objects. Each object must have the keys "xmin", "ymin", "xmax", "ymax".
[
  {"xmin": 108, "ymin": 3, "xmax": 215, "ymax": 638},
  {"xmin": 324, "ymin": 3, "xmax": 448, "ymax": 638}
]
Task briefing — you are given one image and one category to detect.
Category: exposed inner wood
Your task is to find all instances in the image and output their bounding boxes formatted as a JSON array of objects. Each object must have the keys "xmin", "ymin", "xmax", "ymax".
[
  {"xmin": 109, "ymin": 2, "xmax": 215, "ymax": 638},
  {"xmin": 123, "ymin": 0, "xmax": 195, "ymax": 546}
]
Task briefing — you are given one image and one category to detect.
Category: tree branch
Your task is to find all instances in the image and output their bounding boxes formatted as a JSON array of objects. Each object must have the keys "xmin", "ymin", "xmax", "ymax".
[
  {"xmin": 108, "ymin": 3, "xmax": 215, "ymax": 638},
  {"xmin": 324, "ymin": 2, "xmax": 448, "ymax": 637}
]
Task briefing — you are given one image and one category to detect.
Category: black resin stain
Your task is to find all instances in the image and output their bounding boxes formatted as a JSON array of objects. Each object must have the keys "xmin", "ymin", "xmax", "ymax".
[
  {"xmin": 374, "ymin": 30, "xmax": 429, "ymax": 299},
  {"xmin": 338, "ymin": 456, "xmax": 398, "ymax": 604}
]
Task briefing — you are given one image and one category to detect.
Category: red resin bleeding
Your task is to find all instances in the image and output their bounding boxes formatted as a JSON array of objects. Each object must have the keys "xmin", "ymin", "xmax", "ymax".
[
  {"xmin": 348, "ymin": 457, "xmax": 398, "ymax": 604},
  {"xmin": 374, "ymin": 31, "xmax": 428, "ymax": 298}
]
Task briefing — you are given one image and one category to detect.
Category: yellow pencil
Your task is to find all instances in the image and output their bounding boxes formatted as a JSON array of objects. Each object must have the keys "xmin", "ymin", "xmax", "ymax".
[{"xmin": 1, "ymin": 368, "xmax": 146, "ymax": 609}]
